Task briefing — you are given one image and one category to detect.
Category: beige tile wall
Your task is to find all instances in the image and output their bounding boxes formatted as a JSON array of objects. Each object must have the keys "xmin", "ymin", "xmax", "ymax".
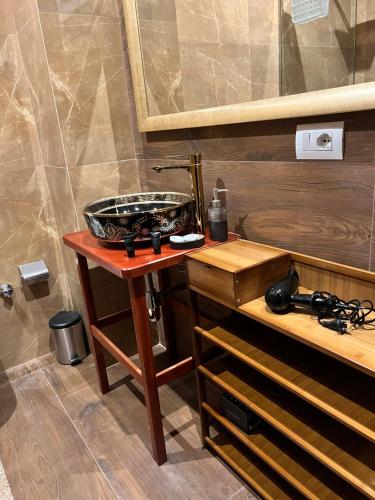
[
  {"xmin": 354, "ymin": 0, "xmax": 375, "ymax": 83},
  {"xmin": 280, "ymin": 0, "xmax": 356, "ymax": 94},
  {"xmin": 136, "ymin": 0, "xmax": 368, "ymax": 110},
  {"xmin": 136, "ymin": 0, "xmax": 280, "ymax": 115},
  {"xmin": 0, "ymin": 0, "xmax": 140, "ymax": 371}
]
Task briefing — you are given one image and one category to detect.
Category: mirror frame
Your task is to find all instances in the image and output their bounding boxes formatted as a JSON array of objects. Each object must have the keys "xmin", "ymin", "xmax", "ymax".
[{"xmin": 123, "ymin": 0, "xmax": 375, "ymax": 133}]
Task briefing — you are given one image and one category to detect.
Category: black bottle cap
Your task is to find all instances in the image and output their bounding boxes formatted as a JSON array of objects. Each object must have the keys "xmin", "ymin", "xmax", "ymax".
[
  {"xmin": 150, "ymin": 231, "xmax": 161, "ymax": 255},
  {"xmin": 124, "ymin": 233, "xmax": 136, "ymax": 258}
]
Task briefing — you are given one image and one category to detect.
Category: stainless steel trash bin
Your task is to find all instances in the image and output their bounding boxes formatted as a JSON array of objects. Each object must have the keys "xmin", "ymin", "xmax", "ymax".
[{"xmin": 49, "ymin": 311, "xmax": 88, "ymax": 365}]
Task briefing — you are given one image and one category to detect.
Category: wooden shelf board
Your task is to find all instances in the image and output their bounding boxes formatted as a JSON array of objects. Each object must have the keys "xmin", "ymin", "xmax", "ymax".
[
  {"xmin": 195, "ymin": 315, "xmax": 375, "ymax": 442},
  {"xmin": 204, "ymin": 434, "xmax": 301, "ymax": 500},
  {"xmin": 199, "ymin": 357, "xmax": 375, "ymax": 498},
  {"xmin": 238, "ymin": 289, "xmax": 375, "ymax": 378},
  {"xmin": 203, "ymin": 403, "xmax": 366, "ymax": 500}
]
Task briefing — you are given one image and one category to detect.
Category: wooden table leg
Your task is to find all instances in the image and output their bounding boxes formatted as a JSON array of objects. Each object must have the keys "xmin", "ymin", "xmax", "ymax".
[
  {"xmin": 76, "ymin": 253, "xmax": 110, "ymax": 395},
  {"xmin": 129, "ymin": 275, "xmax": 167, "ymax": 466},
  {"xmin": 157, "ymin": 269, "xmax": 178, "ymax": 363}
]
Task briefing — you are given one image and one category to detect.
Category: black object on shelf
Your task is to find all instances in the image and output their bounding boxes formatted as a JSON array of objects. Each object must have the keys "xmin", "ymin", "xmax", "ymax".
[
  {"xmin": 265, "ymin": 269, "xmax": 375, "ymax": 334},
  {"xmin": 221, "ymin": 393, "xmax": 260, "ymax": 434}
]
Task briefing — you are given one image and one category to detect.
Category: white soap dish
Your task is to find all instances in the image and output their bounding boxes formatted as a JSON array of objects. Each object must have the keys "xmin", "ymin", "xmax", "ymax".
[{"xmin": 170, "ymin": 234, "xmax": 205, "ymax": 250}]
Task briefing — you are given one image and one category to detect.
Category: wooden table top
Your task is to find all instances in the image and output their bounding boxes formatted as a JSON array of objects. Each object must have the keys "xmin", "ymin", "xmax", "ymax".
[{"xmin": 63, "ymin": 231, "xmax": 239, "ymax": 279}]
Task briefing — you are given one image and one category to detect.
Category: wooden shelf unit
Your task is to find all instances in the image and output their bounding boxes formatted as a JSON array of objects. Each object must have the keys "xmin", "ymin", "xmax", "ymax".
[
  {"xmin": 205, "ymin": 433, "xmax": 303, "ymax": 500},
  {"xmin": 187, "ymin": 239, "xmax": 375, "ymax": 499},
  {"xmin": 195, "ymin": 315, "xmax": 375, "ymax": 442},
  {"xmin": 203, "ymin": 403, "xmax": 366, "ymax": 500}
]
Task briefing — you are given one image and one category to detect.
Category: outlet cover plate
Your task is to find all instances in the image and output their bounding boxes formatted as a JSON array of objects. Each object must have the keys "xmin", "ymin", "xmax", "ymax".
[{"xmin": 296, "ymin": 121, "xmax": 344, "ymax": 160}]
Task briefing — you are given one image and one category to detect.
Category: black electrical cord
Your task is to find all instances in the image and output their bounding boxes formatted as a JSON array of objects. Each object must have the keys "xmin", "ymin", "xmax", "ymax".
[{"xmin": 308, "ymin": 291, "xmax": 375, "ymax": 334}]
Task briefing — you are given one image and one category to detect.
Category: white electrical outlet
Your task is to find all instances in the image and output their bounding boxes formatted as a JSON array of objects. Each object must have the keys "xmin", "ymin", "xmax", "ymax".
[{"xmin": 296, "ymin": 121, "xmax": 344, "ymax": 160}]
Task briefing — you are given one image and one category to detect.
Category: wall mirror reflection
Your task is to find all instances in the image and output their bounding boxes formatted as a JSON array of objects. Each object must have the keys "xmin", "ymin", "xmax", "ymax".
[{"xmin": 124, "ymin": 0, "xmax": 375, "ymax": 130}]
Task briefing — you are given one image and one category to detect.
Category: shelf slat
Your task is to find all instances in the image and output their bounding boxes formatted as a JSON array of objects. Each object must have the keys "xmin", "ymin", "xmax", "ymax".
[
  {"xmin": 205, "ymin": 433, "xmax": 301, "ymax": 500},
  {"xmin": 239, "ymin": 291, "xmax": 375, "ymax": 377},
  {"xmin": 199, "ymin": 357, "xmax": 375, "ymax": 498},
  {"xmin": 195, "ymin": 314, "xmax": 375, "ymax": 442},
  {"xmin": 203, "ymin": 403, "xmax": 366, "ymax": 500}
]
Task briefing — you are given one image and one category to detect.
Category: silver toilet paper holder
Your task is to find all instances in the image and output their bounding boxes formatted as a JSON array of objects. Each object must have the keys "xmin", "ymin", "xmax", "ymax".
[{"xmin": 18, "ymin": 260, "xmax": 49, "ymax": 285}]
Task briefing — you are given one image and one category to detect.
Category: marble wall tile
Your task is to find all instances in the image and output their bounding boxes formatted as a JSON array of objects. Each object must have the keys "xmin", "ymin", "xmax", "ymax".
[
  {"xmin": 210, "ymin": 0, "xmax": 250, "ymax": 45},
  {"xmin": 135, "ymin": 0, "xmax": 280, "ymax": 113},
  {"xmin": 282, "ymin": 45, "xmax": 354, "ymax": 95},
  {"xmin": 0, "ymin": 0, "xmax": 16, "ymax": 34},
  {"xmin": 250, "ymin": 44, "xmax": 279, "ymax": 100},
  {"xmin": 40, "ymin": 12, "xmax": 135, "ymax": 168},
  {"xmin": 355, "ymin": 43, "xmax": 375, "ymax": 83},
  {"xmin": 180, "ymin": 42, "xmax": 252, "ymax": 111},
  {"xmin": 354, "ymin": 0, "xmax": 375, "ymax": 83},
  {"xmin": 280, "ymin": 0, "xmax": 356, "ymax": 94},
  {"xmin": 175, "ymin": 0, "xmax": 249, "ymax": 45},
  {"xmin": 139, "ymin": 19, "xmax": 184, "ymax": 115},
  {"xmin": 249, "ymin": 0, "xmax": 279, "ymax": 45},
  {"xmin": 136, "ymin": 0, "xmax": 176, "ymax": 22},
  {"xmin": 44, "ymin": 166, "xmax": 78, "ymax": 237},
  {"xmin": 44, "ymin": 166, "xmax": 79, "ymax": 280},
  {"xmin": 0, "ymin": 51, "xmax": 42, "ymax": 170},
  {"xmin": 68, "ymin": 159, "xmax": 140, "ymax": 229},
  {"xmin": 0, "ymin": 2, "xmax": 41, "ymax": 171},
  {"xmin": 10, "ymin": 0, "xmax": 37, "ymax": 33},
  {"xmin": 281, "ymin": 0, "xmax": 355, "ymax": 48},
  {"xmin": 0, "ymin": 166, "xmax": 51, "ymax": 284},
  {"xmin": 37, "ymin": 0, "xmax": 118, "ymax": 17},
  {"xmin": 17, "ymin": 14, "xmax": 66, "ymax": 167}
]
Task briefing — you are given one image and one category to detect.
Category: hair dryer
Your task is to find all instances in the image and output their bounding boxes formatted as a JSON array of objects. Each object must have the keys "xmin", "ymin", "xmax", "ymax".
[
  {"xmin": 265, "ymin": 269, "xmax": 343, "ymax": 316},
  {"xmin": 265, "ymin": 269, "xmax": 375, "ymax": 334}
]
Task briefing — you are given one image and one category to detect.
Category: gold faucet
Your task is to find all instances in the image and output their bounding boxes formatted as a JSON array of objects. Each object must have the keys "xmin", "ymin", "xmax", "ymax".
[{"xmin": 152, "ymin": 153, "xmax": 206, "ymax": 234}]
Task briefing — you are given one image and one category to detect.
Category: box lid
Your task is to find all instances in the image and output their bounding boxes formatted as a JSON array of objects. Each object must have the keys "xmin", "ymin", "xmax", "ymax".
[{"xmin": 187, "ymin": 239, "xmax": 289, "ymax": 272}]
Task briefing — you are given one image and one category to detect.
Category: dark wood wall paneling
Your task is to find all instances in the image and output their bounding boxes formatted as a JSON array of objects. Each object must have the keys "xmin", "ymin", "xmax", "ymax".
[{"xmin": 135, "ymin": 110, "xmax": 375, "ymax": 271}]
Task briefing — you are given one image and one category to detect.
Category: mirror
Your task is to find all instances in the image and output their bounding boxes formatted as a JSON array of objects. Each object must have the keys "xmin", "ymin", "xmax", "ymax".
[{"xmin": 123, "ymin": 0, "xmax": 375, "ymax": 131}]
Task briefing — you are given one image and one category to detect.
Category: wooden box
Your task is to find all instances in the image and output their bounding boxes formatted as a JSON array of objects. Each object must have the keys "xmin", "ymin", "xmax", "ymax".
[{"xmin": 186, "ymin": 240, "xmax": 291, "ymax": 307}]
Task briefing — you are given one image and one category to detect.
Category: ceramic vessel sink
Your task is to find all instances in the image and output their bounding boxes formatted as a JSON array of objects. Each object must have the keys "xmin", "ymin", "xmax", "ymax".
[{"xmin": 83, "ymin": 192, "xmax": 193, "ymax": 243}]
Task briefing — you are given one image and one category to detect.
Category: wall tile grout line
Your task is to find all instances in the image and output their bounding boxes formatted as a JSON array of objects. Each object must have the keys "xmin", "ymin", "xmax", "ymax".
[
  {"xmin": 40, "ymin": 368, "xmax": 121, "ymax": 500},
  {"xmin": 67, "ymin": 158, "xmax": 137, "ymax": 170},
  {"xmin": 38, "ymin": 11, "xmax": 119, "ymax": 20}
]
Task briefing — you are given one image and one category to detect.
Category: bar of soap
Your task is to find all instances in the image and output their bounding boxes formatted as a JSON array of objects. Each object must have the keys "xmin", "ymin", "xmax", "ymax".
[{"xmin": 170, "ymin": 234, "xmax": 205, "ymax": 250}]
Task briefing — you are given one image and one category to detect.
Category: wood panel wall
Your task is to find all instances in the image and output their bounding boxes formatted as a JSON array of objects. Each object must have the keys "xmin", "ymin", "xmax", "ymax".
[{"xmin": 134, "ymin": 110, "xmax": 375, "ymax": 271}]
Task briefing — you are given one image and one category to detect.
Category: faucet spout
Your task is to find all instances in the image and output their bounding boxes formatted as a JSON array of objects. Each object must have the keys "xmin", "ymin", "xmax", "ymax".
[
  {"xmin": 152, "ymin": 165, "xmax": 190, "ymax": 173},
  {"xmin": 151, "ymin": 154, "xmax": 205, "ymax": 234}
]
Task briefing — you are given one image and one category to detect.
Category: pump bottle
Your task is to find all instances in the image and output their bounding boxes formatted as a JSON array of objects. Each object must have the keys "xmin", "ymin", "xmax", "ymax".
[{"xmin": 208, "ymin": 188, "xmax": 228, "ymax": 242}]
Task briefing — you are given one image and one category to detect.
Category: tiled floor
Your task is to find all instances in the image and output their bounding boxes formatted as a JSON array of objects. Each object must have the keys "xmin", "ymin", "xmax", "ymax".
[{"xmin": 0, "ymin": 355, "xmax": 256, "ymax": 499}]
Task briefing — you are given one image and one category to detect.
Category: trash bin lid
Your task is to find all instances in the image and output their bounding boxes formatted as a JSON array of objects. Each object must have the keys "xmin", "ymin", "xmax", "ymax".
[{"xmin": 49, "ymin": 311, "xmax": 81, "ymax": 329}]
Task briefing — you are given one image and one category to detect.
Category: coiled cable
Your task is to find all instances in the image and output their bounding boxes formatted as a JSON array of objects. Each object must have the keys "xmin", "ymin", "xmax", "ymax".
[{"xmin": 308, "ymin": 291, "xmax": 375, "ymax": 333}]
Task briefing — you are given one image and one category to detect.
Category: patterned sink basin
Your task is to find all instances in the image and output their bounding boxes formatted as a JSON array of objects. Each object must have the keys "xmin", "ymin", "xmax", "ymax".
[{"xmin": 83, "ymin": 192, "xmax": 193, "ymax": 243}]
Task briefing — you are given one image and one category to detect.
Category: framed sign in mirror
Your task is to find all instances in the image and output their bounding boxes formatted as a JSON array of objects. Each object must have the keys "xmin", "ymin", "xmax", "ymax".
[{"xmin": 122, "ymin": 0, "xmax": 375, "ymax": 132}]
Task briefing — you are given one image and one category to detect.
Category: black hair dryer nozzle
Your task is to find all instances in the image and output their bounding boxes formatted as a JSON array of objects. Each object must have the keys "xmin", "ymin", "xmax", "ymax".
[{"xmin": 265, "ymin": 269, "xmax": 300, "ymax": 313}]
